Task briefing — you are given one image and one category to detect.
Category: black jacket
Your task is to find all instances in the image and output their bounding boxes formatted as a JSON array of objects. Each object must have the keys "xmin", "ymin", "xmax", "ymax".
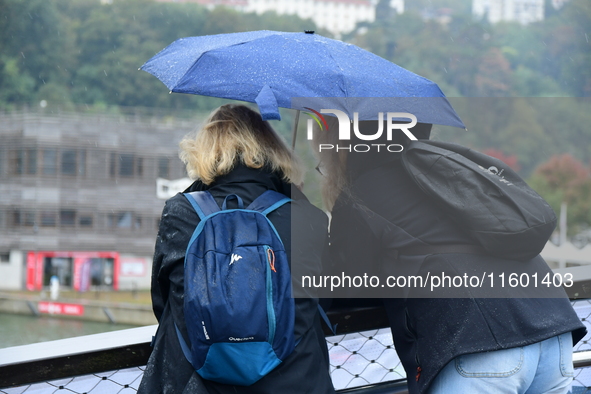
[
  {"xmin": 138, "ymin": 165, "xmax": 335, "ymax": 394},
  {"xmin": 328, "ymin": 153, "xmax": 586, "ymax": 394}
]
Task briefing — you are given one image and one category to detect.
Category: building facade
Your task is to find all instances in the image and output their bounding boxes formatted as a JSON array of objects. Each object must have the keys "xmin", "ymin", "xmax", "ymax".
[
  {"xmin": 472, "ymin": 0, "xmax": 545, "ymax": 25},
  {"xmin": 551, "ymin": 0, "xmax": 571, "ymax": 10},
  {"xmin": 0, "ymin": 109, "xmax": 197, "ymax": 291},
  {"xmin": 156, "ymin": 0, "xmax": 404, "ymax": 36},
  {"xmin": 247, "ymin": 0, "xmax": 377, "ymax": 36}
]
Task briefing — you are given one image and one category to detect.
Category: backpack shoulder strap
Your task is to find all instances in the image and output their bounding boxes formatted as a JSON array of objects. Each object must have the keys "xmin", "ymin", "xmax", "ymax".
[
  {"xmin": 247, "ymin": 190, "xmax": 291, "ymax": 216},
  {"xmin": 184, "ymin": 191, "xmax": 220, "ymax": 220}
]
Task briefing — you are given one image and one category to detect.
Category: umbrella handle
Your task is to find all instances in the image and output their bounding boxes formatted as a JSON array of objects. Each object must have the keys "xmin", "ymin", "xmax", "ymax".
[{"xmin": 291, "ymin": 110, "xmax": 300, "ymax": 150}]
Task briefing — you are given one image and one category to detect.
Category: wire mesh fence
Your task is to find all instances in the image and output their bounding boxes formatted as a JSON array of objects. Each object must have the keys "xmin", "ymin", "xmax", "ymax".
[
  {"xmin": 574, "ymin": 299, "xmax": 591, "ymax": 353},
  {"xmin": 328, "ymin": 328, "xmax": 405, "ymax": 390},
  {"xmin": 4, "ymin": 299, "xmax": 591, "ymax": 394},
  {"xmin": 0, "ymin": 368, "xmax": 144, "ymax": 394}
]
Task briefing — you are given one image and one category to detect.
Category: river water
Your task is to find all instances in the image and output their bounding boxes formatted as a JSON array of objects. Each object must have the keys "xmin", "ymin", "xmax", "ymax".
[{"xmin": 0, "ymin": 313, "xmax": 140, "ymax": 348}]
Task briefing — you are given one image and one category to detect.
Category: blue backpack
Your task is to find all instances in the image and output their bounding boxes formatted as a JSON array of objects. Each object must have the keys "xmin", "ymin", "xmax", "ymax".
[{"xmin": 176, "ymin": 190, "xmax": 295, "ymax": 386}]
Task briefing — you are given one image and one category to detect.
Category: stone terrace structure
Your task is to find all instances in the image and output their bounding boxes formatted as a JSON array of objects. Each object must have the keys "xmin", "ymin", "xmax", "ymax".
[{"xmin": 0, "ymin": 108, "xmax": 198, "ymax": 291}]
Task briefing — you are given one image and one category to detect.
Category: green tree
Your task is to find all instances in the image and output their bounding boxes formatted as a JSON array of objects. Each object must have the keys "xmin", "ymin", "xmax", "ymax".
[
  {"xmin": 0, "ymin": 0, "xmax": 77, "ymax": 107},
  {"xmin": 529, "ymin": 154, "xmax": 591, "ymax": 234},
  {"xmin": 510, "ymin": 65, "xmax": 564, "ymax": 97},
  {"xmin": 0, "ymin": 56, "xmax": 35, "ymax": 105},
  {"xmin": 536, "ymin": 0, "xmax": 591, "ymax": 96}
]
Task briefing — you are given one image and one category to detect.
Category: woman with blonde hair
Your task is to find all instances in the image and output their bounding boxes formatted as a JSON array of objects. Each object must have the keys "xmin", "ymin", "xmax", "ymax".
[{"xmin": 138, "ymin": 104, "xmax": 335, "ymax": 394}]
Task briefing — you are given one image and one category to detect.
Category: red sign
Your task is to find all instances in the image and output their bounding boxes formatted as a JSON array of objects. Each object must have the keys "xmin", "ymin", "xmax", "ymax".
[
  {"xmin": 38, "ymin": 302, "xmax": 84, "ymax": 316},
  {"xmin": 26, "ymin": 252, "xmax": 36, "ymax": 291}
]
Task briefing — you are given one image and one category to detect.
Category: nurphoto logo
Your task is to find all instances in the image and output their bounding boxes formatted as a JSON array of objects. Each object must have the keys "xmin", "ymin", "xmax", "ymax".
[{"xmin": 305, "ymin": 108, "xmax": 419, "ymax": 152}]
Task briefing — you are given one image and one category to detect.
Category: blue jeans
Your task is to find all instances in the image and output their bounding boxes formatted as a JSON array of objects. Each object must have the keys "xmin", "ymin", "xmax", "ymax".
[{"xmin": 429, "ymin": 333, "xmax": 574, "ymax": 394}]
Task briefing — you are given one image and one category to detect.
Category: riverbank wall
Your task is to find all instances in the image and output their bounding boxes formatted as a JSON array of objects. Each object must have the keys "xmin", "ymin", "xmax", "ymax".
[{"xmin": 0, "ymin": 292, "xmax": 156, "ymax": 326}]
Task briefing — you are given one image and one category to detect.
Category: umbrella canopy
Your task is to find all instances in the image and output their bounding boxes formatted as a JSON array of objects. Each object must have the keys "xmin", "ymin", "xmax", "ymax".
[{"xmin": 141, "ymin": 30, "xmax": 465, "ymax": 129}]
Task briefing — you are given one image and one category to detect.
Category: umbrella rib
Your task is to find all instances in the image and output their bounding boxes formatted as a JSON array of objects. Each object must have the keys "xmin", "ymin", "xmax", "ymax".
[
  {"xmin": 321, "ymin": 41, "xmax": 349, "ymax": 98},
  {"xmin": 174, "ymin": 41, "xmax": 256, "ymax": 92}
]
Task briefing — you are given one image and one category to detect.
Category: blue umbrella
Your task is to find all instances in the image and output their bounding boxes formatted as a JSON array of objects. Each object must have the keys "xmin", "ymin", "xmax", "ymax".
[{"xmin": 140, "ymin": 30, "xmax": 465, "ymax": 130}]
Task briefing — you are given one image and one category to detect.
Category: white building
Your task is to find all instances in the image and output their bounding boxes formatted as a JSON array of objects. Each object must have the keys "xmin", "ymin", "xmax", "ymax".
[
  {"xmin": 472, "ymin": 0, "xmax": 544, "ymax": 25},
  {"xmin": 249, "ymin": 0, "xmax": 378, "ymax": 36},
  {"xmin": 551, "ymin": 0, "xmax": 570, "ymax": 9},
  {"xmin": 158, "ymin": 0, "xmax": 404, "ymax": 36}
]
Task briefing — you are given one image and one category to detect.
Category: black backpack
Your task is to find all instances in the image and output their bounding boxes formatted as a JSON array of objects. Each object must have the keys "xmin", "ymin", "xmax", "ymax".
[{"xmin": 400, "ymin": 140, "xmax": 556, "ymax": 262}]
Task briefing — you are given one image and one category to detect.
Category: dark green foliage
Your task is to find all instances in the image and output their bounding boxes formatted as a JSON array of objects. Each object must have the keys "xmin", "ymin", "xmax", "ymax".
[
  {"xmin": 0, "ymin": 0, "xmax": 319, "ymax": 111},
  {"xmin": 0, "ymin": 0, "xmax": 589, "ymax": 215},
  {"xmin": 1, "ymin": 0, "xmax": 588, "ymax": 107}
]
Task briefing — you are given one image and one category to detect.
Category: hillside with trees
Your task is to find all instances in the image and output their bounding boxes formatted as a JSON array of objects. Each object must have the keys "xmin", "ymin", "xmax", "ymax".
[{"xmin": 1, "ymin": 0, "xmax": 589, "ymax": 234}]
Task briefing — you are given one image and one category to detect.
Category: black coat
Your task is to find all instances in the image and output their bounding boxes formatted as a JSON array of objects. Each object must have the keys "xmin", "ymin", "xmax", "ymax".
[
  {"xmin": 328, "ymin": 154, "xmax": 586, "ymax": 394},
  {"xmin": 138, "ymin": 165, "xmax": 335, "ymax": 394}
]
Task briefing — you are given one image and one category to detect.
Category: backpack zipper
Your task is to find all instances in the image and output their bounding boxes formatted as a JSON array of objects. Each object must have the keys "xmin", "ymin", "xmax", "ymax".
[
  {"xmin": 264, "ymin": 245, "xmax": 276, "ymax": 344},
  {"xmin": 267, "ymin": 247, "xmax": 276, "ymax": 272}
]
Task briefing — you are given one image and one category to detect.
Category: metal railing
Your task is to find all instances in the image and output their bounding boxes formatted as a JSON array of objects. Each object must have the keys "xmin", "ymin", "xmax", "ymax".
[{"xmin": 2, "ymin": 265, "xmax": 591, "ymax": 393}]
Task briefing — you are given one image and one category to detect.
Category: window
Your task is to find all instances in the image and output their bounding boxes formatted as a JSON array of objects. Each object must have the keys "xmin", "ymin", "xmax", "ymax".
[
  {"xmin": 117, "ymin": 212, "xmax": 132, "ymax": 228},
  {"xmin": 26, "ymin": 149, "xmax": 37, "ymax": 174},
  {"xmin": 136, "ymin": 157, "xmax": 143, "ymax": 177},
  {"xmin": 119, "ymin": 154, "xmax": 134, "ymax": 177},
  {"xmin": 109, "ymin": 152, "xmax": 117, "ymax": 177},
  {"xmin": 23, "ymin": 212, "xmax": 35, "ymax": 227},
  {"xmin": 10, "ymin": 209, "xmax": 36, "ymax": 227},
  {"xmin": 79, "ymin": 215, "xmax": 93, "ymax": 227},
  {"xmin": 10, "ymin": 149, "xmax": 37, "ymax": 175},
  {"xmin": 13, "ymin": 150, "xmax": 24, "ymax": 174},
  {"xmin": 110, "ymin": 152, "xmax": 140, "ymax": 178},
  {"xmin": 89, "ymin": 258, "xmax": 115, "ymax": 287},
  {"xmin": 40, "ymin": 212, "xmax": 57, "ymax": 227},
  {"xmin": 61, "ymin": 150, "xmax": 77, "ymax": 175},
  {"xmin": 43, "ymin": 257, "xmax": 72, "ymax": 287},
  {"xmin": 11, "ymin": 210, "xmax": 21, "ymax": 226},
  {"xmin": 106, "ymin": 213, "xmax": 114, "ymax": 227},
  {"xmin": 158, "ymin": 157, "xmax": 170, "ymax": 178},
  {"xmin": 108, "ymin": 211, "xmax": 133, "ymax": 228},
  {"xmin": 42, "ymin": 149, "xmax": 57, "ymax": 175},
  {"xmin": 78, "ymin": 150, "xmax": 86, "ymax": 176},
  {"xmin": 8, "ymin": 209, "xmax": 97, "ymax": 228},
  {"xmin": 60, "ymin": 210, "xmax": 76, "ymax": 227},
  {"xmin": 134, "ymin": 216, "xmax": 142, "ymax": 230}
]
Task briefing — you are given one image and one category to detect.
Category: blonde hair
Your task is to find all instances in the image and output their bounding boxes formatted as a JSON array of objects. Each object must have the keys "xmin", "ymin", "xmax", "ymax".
[{"xmin": 180, "ymin": 104, "xmax": 303, "ymax": 186}]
